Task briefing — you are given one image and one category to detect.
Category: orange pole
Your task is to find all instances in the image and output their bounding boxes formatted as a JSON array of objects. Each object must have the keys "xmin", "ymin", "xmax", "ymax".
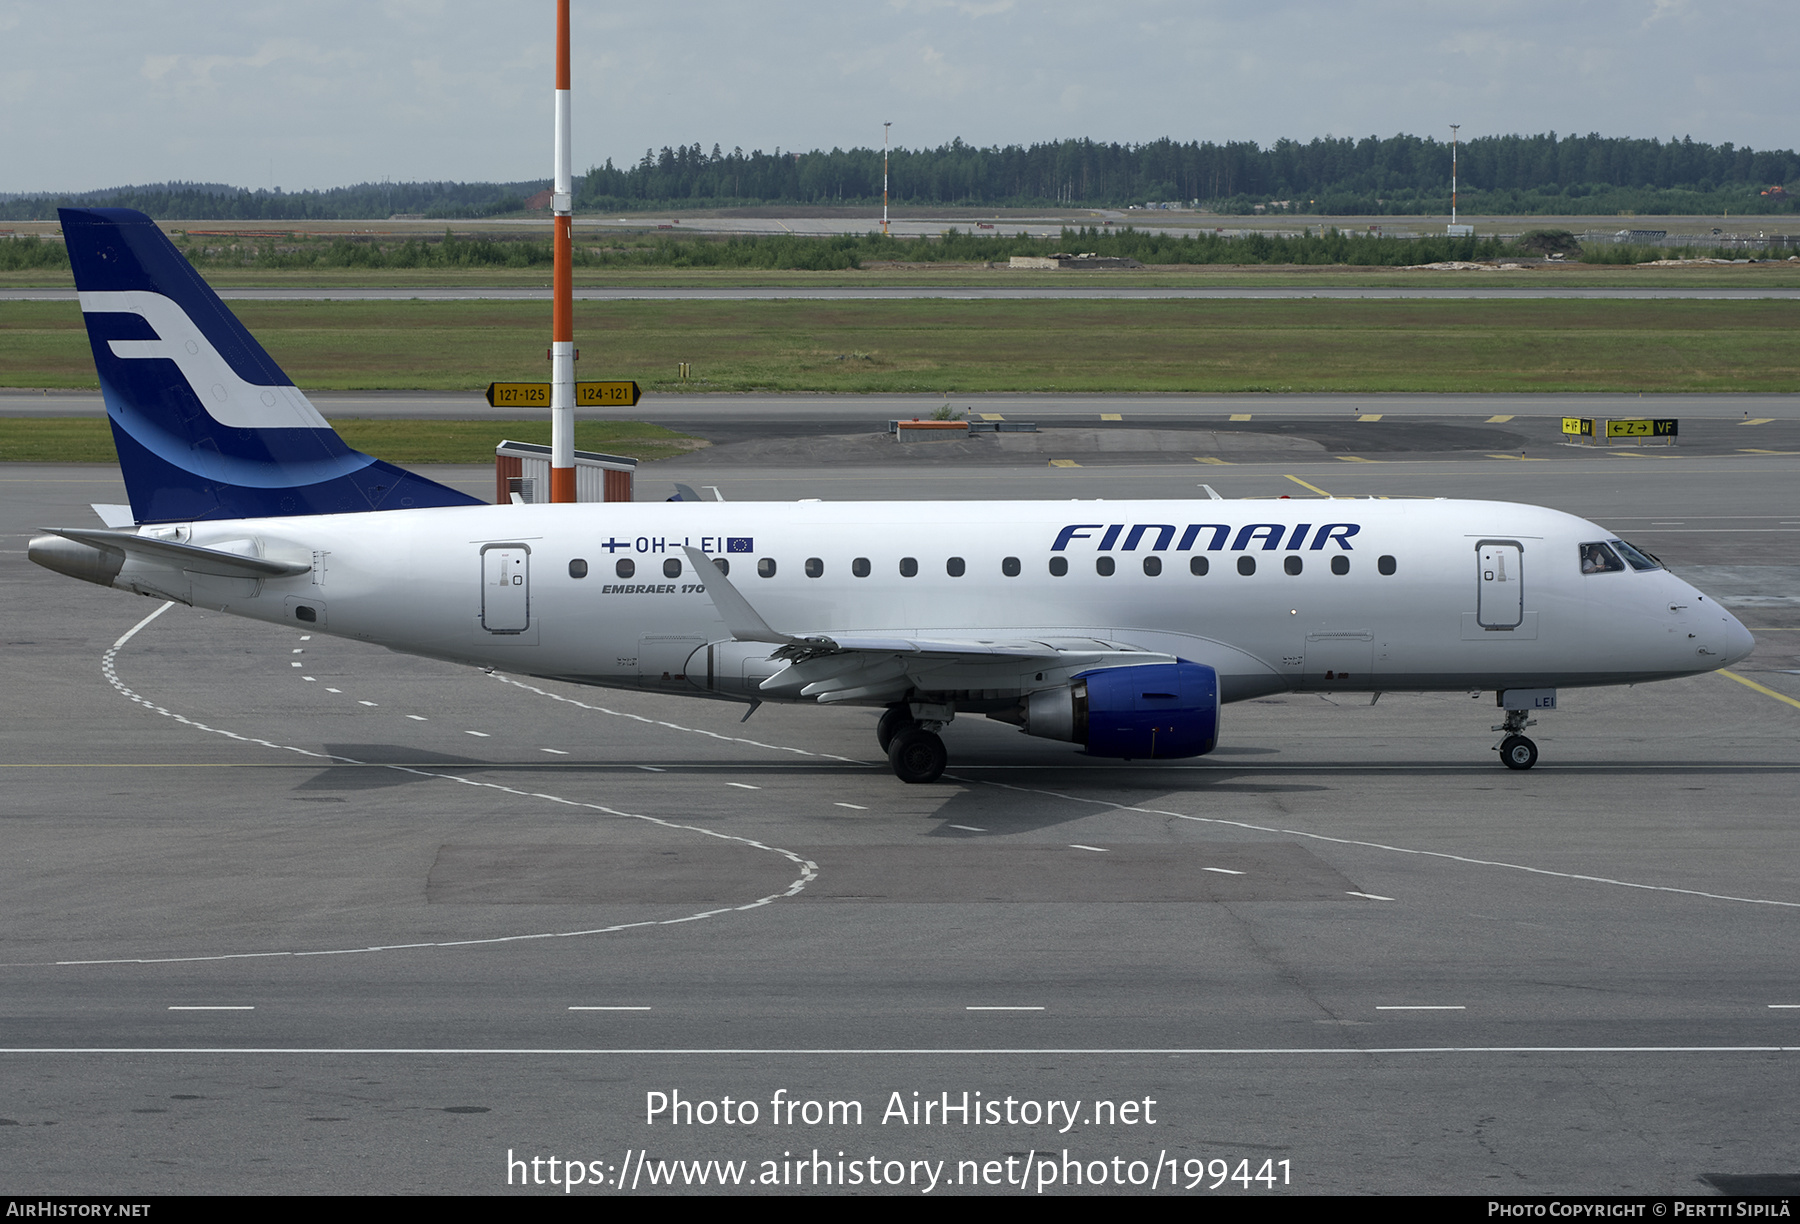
[{"xmin": 549, "ymin": 0, "xmax": 576, "ymax": 503}]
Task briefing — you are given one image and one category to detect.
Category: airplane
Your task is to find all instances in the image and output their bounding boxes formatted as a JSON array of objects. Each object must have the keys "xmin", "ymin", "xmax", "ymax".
[{"xmin": 30, "ymin": 208, "xmax": 1756, "ymax": 784}]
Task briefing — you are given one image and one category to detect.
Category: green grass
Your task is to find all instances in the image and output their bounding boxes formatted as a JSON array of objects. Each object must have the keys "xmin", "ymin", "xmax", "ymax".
[
  {"xmin": 5, "ymin": 262, "xmax": 1800, "ymax": 290},
  {"xmin": 0, "ymin": 417, "xmax": 704, "ymax": 465},
  {"xmin": 4, "ymin": 298, "xmax": 1797, "ymax": 393}
]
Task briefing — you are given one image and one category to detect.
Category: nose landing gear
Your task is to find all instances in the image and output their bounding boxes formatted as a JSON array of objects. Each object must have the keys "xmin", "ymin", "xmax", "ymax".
[{"xmin": 1493, "ymin": 706, "xmax": 1539, "ymax": 770}]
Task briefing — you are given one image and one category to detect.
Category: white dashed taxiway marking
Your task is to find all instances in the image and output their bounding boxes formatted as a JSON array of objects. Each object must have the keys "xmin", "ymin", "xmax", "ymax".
[
  {"xmin": 1378, "ymin": 1005, "xmax": 1465, "ymax": 1011},
  {"xmin": 1203, "ymin": 867, "xmax": 1245, "ymax": 875}
]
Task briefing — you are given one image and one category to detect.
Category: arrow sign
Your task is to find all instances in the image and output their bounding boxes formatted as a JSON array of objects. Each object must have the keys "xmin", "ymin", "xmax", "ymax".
[
  {"xmin": 486, "ymin": 381, "xmax": 642, "ymax": 408},
  {"xmin": 577, "ymin": 381, "xmax": 642, "ymax": 407}
]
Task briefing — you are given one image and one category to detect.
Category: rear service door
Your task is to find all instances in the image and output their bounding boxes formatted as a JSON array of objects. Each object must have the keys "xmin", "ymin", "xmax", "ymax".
[
  {"xmin": 481, "ymin": 545, "xmax": 530, "ymax": 633},
  {"xmin": 1476, "ymin": 541, "xmax": 1524, "ymax": 629}
]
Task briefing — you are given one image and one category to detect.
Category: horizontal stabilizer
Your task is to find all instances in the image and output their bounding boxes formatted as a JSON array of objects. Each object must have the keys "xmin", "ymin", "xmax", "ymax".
[{"xmin": 40, "ymin": 527, "xmax": 311, "ymax": 578}]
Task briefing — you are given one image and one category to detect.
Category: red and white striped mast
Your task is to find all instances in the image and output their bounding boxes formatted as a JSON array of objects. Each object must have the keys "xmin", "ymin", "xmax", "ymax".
[
  {"xmin": 549, "ymin": 0, "xmax": 576, "ymax": 503},
  {"xmin": 882, "ymin": 122, "xmax": 891, "ymax": 236}
]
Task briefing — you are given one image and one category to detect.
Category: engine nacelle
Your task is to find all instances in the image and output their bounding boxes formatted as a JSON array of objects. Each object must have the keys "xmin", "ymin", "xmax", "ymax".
[{"xmin": 1021, "ymin": 660, "xmax": 1219, "ymax": 759}]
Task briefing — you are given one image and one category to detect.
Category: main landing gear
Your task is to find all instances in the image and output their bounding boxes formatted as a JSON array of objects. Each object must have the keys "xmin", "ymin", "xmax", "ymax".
[
  {"xmin": 879, "ymin": 702, "xmax": 951, "ymax": 784},
  {"xmin": 1493, "ymin": 706, "xmax": 1539, "ymax": 770}
]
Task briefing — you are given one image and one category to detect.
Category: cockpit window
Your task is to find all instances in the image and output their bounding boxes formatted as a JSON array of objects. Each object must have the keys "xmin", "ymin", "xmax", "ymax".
[
  {"xmin": 1609, "ymin": 539, "xmax": 1662, "ymax": 572},
  {"xmin": 1579, "ymin": 542, "xmax": 1625, "ymax": 574}
]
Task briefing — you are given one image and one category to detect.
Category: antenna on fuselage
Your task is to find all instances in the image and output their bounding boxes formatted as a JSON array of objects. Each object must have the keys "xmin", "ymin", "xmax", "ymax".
[{"xmin": 1199, "ymin": 484, "xmax": 1224, "ymax": 500}]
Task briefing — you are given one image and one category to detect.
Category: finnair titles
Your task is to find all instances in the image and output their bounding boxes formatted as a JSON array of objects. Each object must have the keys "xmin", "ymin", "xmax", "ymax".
[{"xmin": 31, "ymin": 209, "xmax": 1754, "ymax": 783}]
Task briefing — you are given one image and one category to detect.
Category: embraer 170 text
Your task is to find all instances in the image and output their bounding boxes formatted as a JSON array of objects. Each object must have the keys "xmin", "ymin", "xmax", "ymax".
[{"xmin": 31, "ymin": 209, "xmax": 1754, "ymax": 782}]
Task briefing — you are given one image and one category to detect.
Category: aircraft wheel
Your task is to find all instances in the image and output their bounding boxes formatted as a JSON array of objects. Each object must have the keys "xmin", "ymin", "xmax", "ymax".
[
  {"xmin": 876, "ymin": 704, "xmax": 916, "ymax": 754},
  {"xmin": 1499, "ymin": 734, "xmax": 1539, "ymax": 771},
  {"xmin": 888, "ymin": 727, "xmax": 947, "ymax": 784}
]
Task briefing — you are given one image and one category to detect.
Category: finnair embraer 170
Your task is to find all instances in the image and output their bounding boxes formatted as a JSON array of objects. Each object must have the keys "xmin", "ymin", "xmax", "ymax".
[{"xmin": 32, "ymin": 209, "xmax": 1754, "ymax": 782}]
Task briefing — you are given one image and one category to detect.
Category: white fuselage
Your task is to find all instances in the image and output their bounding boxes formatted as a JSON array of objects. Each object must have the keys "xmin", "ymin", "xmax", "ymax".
[{"xmin": 124, "ymin": 498, "xmax": 1754, "ymax": 710}]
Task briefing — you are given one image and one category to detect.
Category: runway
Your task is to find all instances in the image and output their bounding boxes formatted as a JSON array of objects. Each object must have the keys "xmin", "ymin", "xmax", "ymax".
[{"xmin": 4, "ymin": 440, "xmax": 1799, "ymax": 1195}]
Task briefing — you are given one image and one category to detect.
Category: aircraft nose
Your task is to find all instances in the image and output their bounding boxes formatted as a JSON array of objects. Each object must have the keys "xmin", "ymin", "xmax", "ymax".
[{"xmin": 1720, "ymin": 609, "xmax": 1756, "ymax": 666}]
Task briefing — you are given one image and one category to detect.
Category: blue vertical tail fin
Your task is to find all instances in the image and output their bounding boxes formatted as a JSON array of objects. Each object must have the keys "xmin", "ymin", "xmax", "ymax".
[{"xmin": 59, "ymin": 208, "xmax": 483, "ymax": 523}]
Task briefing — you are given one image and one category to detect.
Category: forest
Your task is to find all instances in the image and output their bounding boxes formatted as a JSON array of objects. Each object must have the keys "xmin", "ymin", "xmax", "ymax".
[{"xmin": 3, "ymin": 132, "xmax": 1794, "ymax": 221}]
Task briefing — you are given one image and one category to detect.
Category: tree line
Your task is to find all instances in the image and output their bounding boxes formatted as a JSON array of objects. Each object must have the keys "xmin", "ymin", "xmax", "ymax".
[
  {"xmin": 3, "ymin": 132, "xmax": 1795, "ymax": 222},
  {"xmin": 581, "ymin": 133, "xmax": 1799, "ymax": 215}
]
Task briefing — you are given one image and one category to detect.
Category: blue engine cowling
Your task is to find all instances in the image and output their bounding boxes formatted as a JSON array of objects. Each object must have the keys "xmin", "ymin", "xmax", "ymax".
[{"xmin": 1021, "ymin": 661, "xmax": 1220, "ymax": 759}]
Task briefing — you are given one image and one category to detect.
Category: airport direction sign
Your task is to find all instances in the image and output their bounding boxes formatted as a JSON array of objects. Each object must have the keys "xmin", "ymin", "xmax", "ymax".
[
  {"xmin": 485, "ymin": 381, "xmax": 643, "ymax": 409},
  {"xmin": 1561, "ymin": 417, "xmax": 1594, "ymax": 436},
  {"xmin": 1604, "ymin": 418, "xmax": 1678, "ymax": 438},
  {"xmin": 577, "ymin": 381, "xmax": 643, "ymax": 408},
  {"xmin": 486, "ymin": 382, "xmax": 549, "ymax": 408}
]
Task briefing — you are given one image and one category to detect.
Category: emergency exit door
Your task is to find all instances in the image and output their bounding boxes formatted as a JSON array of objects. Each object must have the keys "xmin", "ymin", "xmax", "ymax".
[
  {"xmin": 481, "ymin": 545, "xmax": 530, "ymax": 633},
  {"xmin": 1476, "ymin": 541, "xmax": 1523, "ymax": 629}
]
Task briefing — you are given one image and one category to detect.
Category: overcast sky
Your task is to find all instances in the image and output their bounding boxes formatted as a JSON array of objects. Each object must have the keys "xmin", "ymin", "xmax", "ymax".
[{"xmin": 2, "ymin": 1, "xmax": 1793, "ymax": 194}]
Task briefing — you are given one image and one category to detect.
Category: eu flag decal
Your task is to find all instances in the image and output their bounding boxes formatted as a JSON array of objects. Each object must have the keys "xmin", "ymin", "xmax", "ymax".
[{"xmin": 726, "ymin": 537, "xmax": 754, "ymax": 553}]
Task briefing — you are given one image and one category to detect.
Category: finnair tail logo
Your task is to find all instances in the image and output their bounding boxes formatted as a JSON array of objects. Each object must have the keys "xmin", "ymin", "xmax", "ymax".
[{"xmin": 78, "ymin": 290, "xmax": 331, "ymax": 432}]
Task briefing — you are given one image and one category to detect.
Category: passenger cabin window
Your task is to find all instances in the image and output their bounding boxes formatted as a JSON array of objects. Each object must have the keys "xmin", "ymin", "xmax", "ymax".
[
  {"xmin": 712, "ymin": 557, "xmax": 729, "ymax": 577},
  {"xmin": 1049, "ymin": 556, "xmax": 1069, "ymax": 577},
  {"xmin": 616, "ymin": 558, "xmax": 635, "ymax": 579},
  {"xmin": 1237, "ymin": 556, "xmax": 1256, "ymax": 576},
  {"xmin": 1190, "ymin": 556, "xmax": 1209, "ymax": 576},
  {"xmin": 1284, "ymin": 556, "xmax": 1303, "ymax": 576},
  {"xmin": 1580, "ymin": 542, "xmax": 1625, "ymax": 574},
  {"xmin": 1143, "ymin": 556, "xmax": 1162, "ymax": 576},
  {"xmin": 1377, "ymin": 555, "xmax": 1397, "ymax": 575},
  {"xmin": 1330, "ymin": 555, "xmax": 1349, "ymax": 576},
  {"xmin": 663, "ymin": 558, "xmax": 681, "ymax": 579},
  {"xmin": 1002, "ymin": 556, "xmax": 1021, "ymax": 577},
  {"xmin": 757, "ymin": 557, "xmax": 777, "ymax": 578},
  {"xmin": 1611, "ymin": 539, "xmax": 1662, "ymax": 572},
  {"xmin": 569, "ymin": 559, "xmax": 589, "ymax": 579},
  {"xmin": 899, "ymin": 557, "xmax": 919, "ymax": 577},
  {"xmin": 852, "ymin": 557, "xmax": 871, "ymax": 578},
  {"xmin": 805, "ymin": 557, "xmax": 824, "ymax": 578},
  {"xmin": 946, "ymin": 557, "xmax": 966, "ymax": 577},
  {"xmin": 1096, "ymin": 556, "xmax": 1115, "ymax": 577}
]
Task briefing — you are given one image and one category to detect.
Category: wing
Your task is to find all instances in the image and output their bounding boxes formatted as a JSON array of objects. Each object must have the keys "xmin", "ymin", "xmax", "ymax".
[{"xmin": 680, "ymin": 545, "xmax": 1172, "ymax": 704}]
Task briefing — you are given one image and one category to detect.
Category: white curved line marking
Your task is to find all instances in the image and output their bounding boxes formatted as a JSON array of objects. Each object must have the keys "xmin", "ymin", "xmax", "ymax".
[{"xmin": 75, "ymin": 603, "xmax": 817, "ymax": 967}]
